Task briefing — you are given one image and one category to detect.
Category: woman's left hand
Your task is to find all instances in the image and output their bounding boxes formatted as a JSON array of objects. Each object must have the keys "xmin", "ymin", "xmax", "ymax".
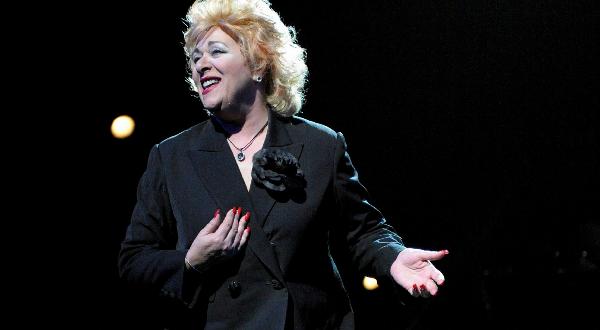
[{"xmin": 390, "ymin": 248, "xmax": 448, "ymax": 297}]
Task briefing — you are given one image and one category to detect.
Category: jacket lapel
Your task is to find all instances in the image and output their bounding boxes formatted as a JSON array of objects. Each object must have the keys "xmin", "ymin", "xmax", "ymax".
[
  {"xmin": 188, "ymin": 118, "xmax": 249, "ymax": 215},
  {"xmin": 187, "ymin": 116, "xmax": 290, "ymax": 283},
  {"xmin": 248, "ymin": 114, "xmax": 304, "ymax": 228}
]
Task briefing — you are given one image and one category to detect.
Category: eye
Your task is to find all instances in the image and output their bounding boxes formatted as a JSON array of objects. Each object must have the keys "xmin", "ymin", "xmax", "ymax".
[{"xmin": 210, "ymin": 48, "xmax": 225, "ymax": 56}]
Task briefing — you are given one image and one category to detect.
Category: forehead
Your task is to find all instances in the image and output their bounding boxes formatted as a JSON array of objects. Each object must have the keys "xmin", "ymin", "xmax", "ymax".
[{"xmin": 196, "ymin": 26, "xmax": 238, "ymax": 49}]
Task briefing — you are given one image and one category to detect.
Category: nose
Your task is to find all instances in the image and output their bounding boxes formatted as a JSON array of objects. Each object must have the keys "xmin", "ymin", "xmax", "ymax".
[{"xmin": 195, "ymin": 55, "xmax": 211, "ymax": 77}]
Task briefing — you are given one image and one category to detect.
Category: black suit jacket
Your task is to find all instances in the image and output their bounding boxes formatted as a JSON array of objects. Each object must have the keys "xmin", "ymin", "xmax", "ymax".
[{"xmin": 119, "ymin": 112, "xmax": 405, "ymax": 329}]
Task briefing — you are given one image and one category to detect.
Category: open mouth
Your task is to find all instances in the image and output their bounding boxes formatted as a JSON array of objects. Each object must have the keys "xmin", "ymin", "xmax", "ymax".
[{"xmin": 200, "ymin": 77, "xmax": 221, "ymax": 95}]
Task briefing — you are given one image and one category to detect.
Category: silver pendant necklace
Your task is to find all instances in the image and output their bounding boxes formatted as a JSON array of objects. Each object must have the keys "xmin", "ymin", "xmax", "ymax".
[{"xmin": 227, "ymin": 121, "xmax": 269, "ymax": 162}]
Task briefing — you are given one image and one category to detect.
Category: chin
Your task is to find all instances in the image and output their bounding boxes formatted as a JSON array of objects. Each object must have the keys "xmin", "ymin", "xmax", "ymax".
[
  {"xmin": 203, "ymin": 104, "xmax": 218, "ymax": 111},
  {"xmin": 200, "ymin": 99, "xmax": 221, "ymax": 111}
]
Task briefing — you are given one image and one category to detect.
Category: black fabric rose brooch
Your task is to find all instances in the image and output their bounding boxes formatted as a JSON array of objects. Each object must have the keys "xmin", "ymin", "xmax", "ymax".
[{"xmin": 252, "ymin": 149, "xmax": 305, "ymax": 193}]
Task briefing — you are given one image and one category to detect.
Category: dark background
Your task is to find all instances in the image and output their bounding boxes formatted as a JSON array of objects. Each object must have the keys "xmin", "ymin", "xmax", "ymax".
[{"xmin": 51, "ymin": 0, "xmax": 598, "ymax": 329}]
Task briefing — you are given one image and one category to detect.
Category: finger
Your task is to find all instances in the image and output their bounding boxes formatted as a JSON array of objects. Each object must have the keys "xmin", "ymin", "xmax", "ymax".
[
  {"xmin": 418, "ymin": 249, "xmax": 449, "ymax": 262},
  {"xmin": 215, "ymin": 207, "xmax": 236, "ymax": 238},
  {"xmin": 238, "ymin": 226, "xmax": 251, "ymax": 249},
  {"xmin": 418, "ymin": 284, "xmax": 431, "ymax": 298},
  {"xmin": 431, "ymin": 268, "xmax": 445, "ymax": 286},
  {"xmin": 199, "ymin": 209, "xmax": 222, "ymax": 235},
  {"xmin": 233, "ymin": 211, "xmax": 250, "ymax": 247},
  {"xmin": 411, "ymin": 284, "xmax": 420, "ymax": 298},
  {"xmin": 225, "ymin": 207, "xmax": 241, "ymax": 245},
  {"xmin": 421, "ymin": 279, "xmax": 439, "ymax": 297}
]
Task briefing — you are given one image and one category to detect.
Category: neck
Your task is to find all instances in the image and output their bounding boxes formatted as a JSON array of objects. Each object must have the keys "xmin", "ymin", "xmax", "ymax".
[{"xmin": 214, "ymin": 104, "xmax": 269, "ymax": 138}]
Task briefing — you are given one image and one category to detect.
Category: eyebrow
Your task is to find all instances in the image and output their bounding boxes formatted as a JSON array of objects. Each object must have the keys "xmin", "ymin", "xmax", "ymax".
[
  {"xmin": 192, "ymin": 41, "xmax": 228, "ymax": 56},
  {"xmin": 207, "ymin": 41, "xmax": 227, "ymax": 47}
]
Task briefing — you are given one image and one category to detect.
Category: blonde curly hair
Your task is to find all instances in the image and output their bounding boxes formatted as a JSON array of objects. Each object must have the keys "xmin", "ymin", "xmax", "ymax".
[{"xmin": 184, "ymin": 0, "xmax": 308, "ymax": 117}]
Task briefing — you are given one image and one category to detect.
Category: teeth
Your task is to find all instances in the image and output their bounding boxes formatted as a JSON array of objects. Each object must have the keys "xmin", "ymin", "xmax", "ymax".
[{"xmin": 202, "ymin": 79, "xmax": 219, "ymax": 89}]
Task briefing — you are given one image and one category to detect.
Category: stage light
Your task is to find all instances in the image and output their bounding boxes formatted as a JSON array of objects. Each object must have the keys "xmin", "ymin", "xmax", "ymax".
[
  {"xmin": 362, "ymin": 276, "xmax": 378, "ymax": 290},
  {"xmin": 111, "ymin": 115, "xmax": 135, "ymax": 139}
]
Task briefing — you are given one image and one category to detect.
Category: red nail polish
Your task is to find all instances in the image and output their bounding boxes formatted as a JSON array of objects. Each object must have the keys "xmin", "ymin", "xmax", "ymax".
[
  {"xmin": 444, "ymin": 250, "xmax": 449, "ymax": 255},
  {"xmin": 229, "ymin": 207, "xmax": 235, "ymax": 215},
  {"xmin": 243, "ymin": 212, "xmax": 251, "ymax": 221},
  {"xmin": 420, "ymin": 284, "xmax": 426, "ymax": 290},
  {"xmin": 245, "ymin": 226, "xmax": 251, "ymax": 233},
  {"xmin": 214, "ymin": 209, "xmax": 221, "ymax": 218},
  {"xmin": 237, "ymin": 207, "xmax": 242, "ymax": 215},
  {"xmin": 412, "ymin": 284, "xmax": 418, "ymax": 290}
]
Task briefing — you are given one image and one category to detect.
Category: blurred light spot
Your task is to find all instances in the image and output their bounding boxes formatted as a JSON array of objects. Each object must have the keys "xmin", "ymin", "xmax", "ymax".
[
  {"xmin": 582, "ymin": 250, "xmax": 588, "ymax": 258},
  {"xmin": 111, "ymin": 115, "xmax": 135, "ymax": 139},
  {"xmin": 362, "ymin": 276, "xmax": 378, "ymax": 290}
]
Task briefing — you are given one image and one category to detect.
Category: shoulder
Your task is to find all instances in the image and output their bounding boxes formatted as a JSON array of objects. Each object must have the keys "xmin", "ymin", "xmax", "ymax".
[
  {"xmin": 156, "ymin": 119, "xmax": 209, "ymax": 151},
  {"xmin": 151, "ymin": 119, "xmax": 211, "ymax": 156},
  {"xmin": 280, "ymin": 115, "xmax": 340, "ymax": 143}
]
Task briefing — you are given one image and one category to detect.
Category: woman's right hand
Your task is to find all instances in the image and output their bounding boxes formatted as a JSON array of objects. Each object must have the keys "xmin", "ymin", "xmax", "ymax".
[{"xmin": 185, "ymin": 207, "xmax": 251, "ymax": 272}]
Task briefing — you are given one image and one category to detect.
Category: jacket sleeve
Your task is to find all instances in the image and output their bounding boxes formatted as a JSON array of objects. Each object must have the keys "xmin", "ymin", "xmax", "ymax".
[
  {"xmin": 332, "ymin": 132, "xmax": 406, "ymax": 280},
  {"xmin": 118, "ymin": 144, "xmax": 203, "ymax": 308}
]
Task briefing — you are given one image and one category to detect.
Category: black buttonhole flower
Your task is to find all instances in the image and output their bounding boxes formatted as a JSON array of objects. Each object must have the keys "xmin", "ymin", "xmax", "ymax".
[{"xmin": 252, "ymin": 149, "xmax": 305, "ymax": 193}]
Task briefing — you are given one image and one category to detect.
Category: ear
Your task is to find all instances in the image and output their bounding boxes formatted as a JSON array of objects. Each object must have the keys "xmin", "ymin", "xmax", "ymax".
[{"xmin": 251, "ymin": 66, "xmax": 267, "ymax": 84}]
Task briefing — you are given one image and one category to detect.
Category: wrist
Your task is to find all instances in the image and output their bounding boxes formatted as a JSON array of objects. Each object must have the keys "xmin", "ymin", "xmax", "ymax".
[{"xmin": 184, "ymin": 257, "xmax": 203, "ymax": 273}]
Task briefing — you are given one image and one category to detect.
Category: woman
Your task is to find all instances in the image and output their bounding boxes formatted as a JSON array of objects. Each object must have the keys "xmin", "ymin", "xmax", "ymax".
[{"xmin": 118, "ymin": 0, "xmax": 448, "ymax": 328}]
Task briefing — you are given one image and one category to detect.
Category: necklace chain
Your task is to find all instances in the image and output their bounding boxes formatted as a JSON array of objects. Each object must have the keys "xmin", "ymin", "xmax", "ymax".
[{"xmin": 227, "ymin": 121, "xmax": 268, "ymax": 161}]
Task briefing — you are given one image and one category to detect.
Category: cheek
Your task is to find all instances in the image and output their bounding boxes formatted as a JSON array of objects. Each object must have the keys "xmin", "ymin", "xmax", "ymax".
[
  {"xmin": 191, "ymin": 70, "xmax": 200, "ymax": 86},
  {"xmin": 231, "ymin": 67, "xmax": 254, "ymax": 87}
]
